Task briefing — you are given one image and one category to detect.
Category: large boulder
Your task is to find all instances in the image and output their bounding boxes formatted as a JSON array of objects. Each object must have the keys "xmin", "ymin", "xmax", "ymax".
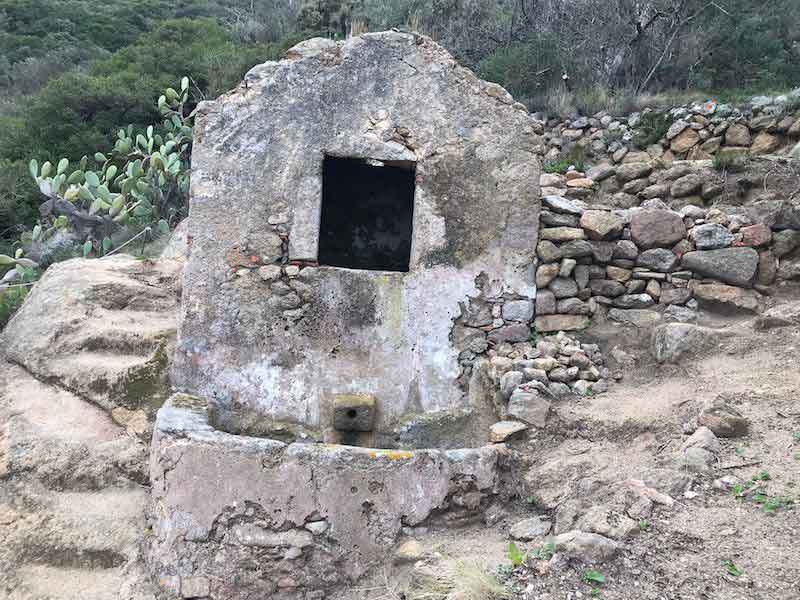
[
  {"xmin": 690, "ymin": 281, "xmax": 761, "ymax": 313},
  {"xmin": 681, "ymin": 247, "xmax": 759, "ymax": 286},
  {"xmin": 651, "ymin": 323, "xmax": 717, "ymax": 363},
  {"xmin": 1, "ymin": 256, "xmax": 180, "ymax": 420},
  {"xmin": 630, "ymin": 209, "xmax": 686, "ymax": 249}
]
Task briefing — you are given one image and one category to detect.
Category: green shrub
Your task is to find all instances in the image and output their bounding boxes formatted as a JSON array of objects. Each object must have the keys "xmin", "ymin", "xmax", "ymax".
[
  {"xmin": 544, "ymin": 145, "xmax": 587, "ymax": 174},
  {"xmin": 632, "ymin": 112, "xmax": 672, "ymax": 149},
  {"xmin": 0, "ymin": 284, "xmax": 29, "ymax": 329},
  {"xmin": 478, "ymin": 36, "xmax": 569, "ymax": 109}
]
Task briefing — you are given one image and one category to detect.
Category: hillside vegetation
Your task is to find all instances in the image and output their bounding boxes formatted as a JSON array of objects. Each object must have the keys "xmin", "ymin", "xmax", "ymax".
[{"xmin": 0, "ymin": 0, "xmax": 798, "ymax": 259}]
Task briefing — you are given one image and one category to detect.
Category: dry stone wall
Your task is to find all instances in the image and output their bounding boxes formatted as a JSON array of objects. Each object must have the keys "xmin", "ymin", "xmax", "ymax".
[
  {"xmin": 535, "ymin": 176, "xmax": 798, "ymax": 332},
  {"xmin": 532, "ymin": 89, "xmax": 800, "ymax": 167}
]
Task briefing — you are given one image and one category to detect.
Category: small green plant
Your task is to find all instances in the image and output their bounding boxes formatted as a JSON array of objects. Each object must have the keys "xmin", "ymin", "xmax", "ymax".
[
  {"xmin": 525, "ymin": 496, "xmax": 537, "ymax": 507},
  {"xmin": 583, "ymin": 569, "xmax": 606, "ymax": 585},
  {"xmin": 638, "ymin": 519, "xmax": 649, "ymax": 531},
  {"xmin": 507, "ymin": 542, "xmax": 527, "ymax": 567},
  {"xmin": 724, "ymin": 560, "xmax": 743, "ymax": 577},
  {"xmin": 531, "ymin": 542, "xmax": 556, "ymax": 560},
  {"xmin": 755, "ymin": 471, "xmax": 771, "ymax": 481},
  {"xmin": 763, "ymin": 496, "xmax": 793, "ymax": 514},
  {"xmin": 543, "ymin": 145, "xmax": 586, "ymax": 174},
  {"xmin": 791, "ymin": 432, "xmax": 800, "ymax": 443},
  {"xmin": 632, "ymin": 112, "xmax": 672, "ymax": 148}
]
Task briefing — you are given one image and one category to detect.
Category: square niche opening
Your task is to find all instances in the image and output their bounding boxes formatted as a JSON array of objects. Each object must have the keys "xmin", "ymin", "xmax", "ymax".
[{"xmin": 318, "ymin": 156, "xmax": 415, "ymax": 272}]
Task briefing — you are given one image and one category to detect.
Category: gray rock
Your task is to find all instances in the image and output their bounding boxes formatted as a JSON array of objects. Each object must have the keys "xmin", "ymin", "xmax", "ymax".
[
  {"xmin": 502, "ymin": 299, "xmax": 534, "ymax": 322},
  {"xmin": 549, "ymin": 366, "xmax": 579, "ymax": 383},
  {"xmin": 680, "ymin": 426, "xmax": 721, "ymax": 453},
  {"xmin": 549, "ymin": 277, "xmax": 579, "ymax": 298},
  {"xmin": 535, "ymin": 290, "xmax": 556, "ymax": 315},
  {"xmin": 1, "ymin": 255, "xmax": 179, "ymax": 412},
  {"xmin": 510, "ymin": 516, "xmax": 552, "ymax": 540},
  {"xmin": 589, "ymin": 241, "xmax": 616, "ymax": 263},
  {"xmin": 551, "ymin": 530, "xmax": 620, "ymax": 563},
  {"xmin": 613, "ymin": 240, "xmax": 639, "ymax": 260},
  {"xmin": 488, "ymin": 324, "xmax": 531, "ymax": 344},
  {"xmin": 666, "ymin": 119, "xmax": 689, "ymax": 139},
  {"xmin": 560, "ymin": 240, "xmax": 595, "ymax": 258},
  {"xmin": 675, "ymin": 446, "xmax": 716, "ymax": 473},
  {"xmin": 542, "ymin": 195, "xmax": 584, "ymax": 215},
  {"xmin": 490, "ymin": 420, "xmax": 528, "ymax": 442},
  {"xmin": 670, "ymin": 173, "xmax": 702, "ymax": 198},
  {"xmin": 690, "ymin": 223, "xmax": 735, "ymax": 250},
  {"xmin": 698, "ymin": 397, "xmax": 749, "ymax": 438},
  {"xmin": 537, "ymin": 240, "xmax": 563, "ymax": 263},
  {"xmin": 608, "ymin": 308, "xmax": 661, "ymax": 327},
  {"xmin": 580, "ymin": 211, "xmax": 624, "ymax": 240},
  {"xmin": 541, "ymin": 210, "xmax": 580, "ymax": 227},
  {"xmin": 663, "ymin": 304, "xmax": 697, "ymax": 322},
  {"xmin": 547, "ymin": 382, "xmax": 572, "ymax": 398},
  {"xmin": 659, "ymin": 287, "xmax": 692, "ymax": 306},
  {"xmin": 574, "ymin": 265, "xmax": 590, "ymax": 290},
  {"xmin": 616, "ymin": 162, "xmax": 652, "ymax": 183},
  {"xmin": 534, "ymin": 314, "xmax": 590, "ymax": 332},
  {"xmin": 559, "ymin": 258, "xmax": 577, "ymax": 277},
  {"xmin": 637, "ymin": 248, "xmax": 679, "ymax": 272},
  {"xmin": 557, "ymin": 298, "xmax": 591, "ymax": 315},
  {"xmin": 541, "ymin": 227, "xmax": 586, "ymax": 242},
  {"xmin": 589, "ymin": 279, "xmax": 626, "ymax": 297},
  {"xmin": 651, "ymin": 323, "xmax": 716, "ymax": 363},
  {"xmin": 630, "ymin": 209, "xmax": 686, "ymax": 249},
  {"xmin": 499, "ymin": 371, "xmax": 524, "ymax": 400},
  {"xmin": 772, "ymin": 229, "xmax": 800, "ymax": 258},
  {"xmin": 681, "ymin": 248, "xmax": 759, "ymax": 286},
  {"xmin": 587, "ymin": 164, "xmax": 615, "ymax": 181},
  {"xmin": 612, "ymin": 294, "xmax": 655, "ymax": 309},
  {"xmin": 507, "ymin": 388, "xmax": 551, "ymax": 427}
]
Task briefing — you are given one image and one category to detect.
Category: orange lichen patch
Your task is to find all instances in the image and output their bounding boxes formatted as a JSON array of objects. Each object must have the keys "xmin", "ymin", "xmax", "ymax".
[{"xmin": 366, "ymin": 449, "xmax": 415, "ymax": 460}]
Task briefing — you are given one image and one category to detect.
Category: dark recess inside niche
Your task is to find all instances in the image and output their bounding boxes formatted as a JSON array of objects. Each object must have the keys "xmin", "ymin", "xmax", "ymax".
[{"xmin": 318, "ymin": 156, "xmax": 415, "ymax": 272}]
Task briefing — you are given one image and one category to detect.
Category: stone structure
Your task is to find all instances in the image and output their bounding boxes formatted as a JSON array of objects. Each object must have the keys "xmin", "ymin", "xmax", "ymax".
[
  {"xmin": 174, "ymin": 31, "xmax": 540, "ymax": 446},
  {"xmin": 532, "ymin": 169, "xmax": 799, "ymax": 331},
  {"xmin": 148, "ymin": 394, "xmax": 510, "ymax": 599},
  {"xmin": 148, "ymin": 31, "xmax": 540, "ymax": 599},
  {"xmin": 533, "ymin": 89, "xmax": 800, "ymax": 169}
]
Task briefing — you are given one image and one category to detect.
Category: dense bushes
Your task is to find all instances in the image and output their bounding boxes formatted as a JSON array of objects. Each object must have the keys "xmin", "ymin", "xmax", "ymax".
[
  {"xmin": 1, "ymin": 0, "xmax": 797, "ymax": 254},
  {"xmin": 0, "ymin": 17, "xmax": 291, "ymax": 249}
]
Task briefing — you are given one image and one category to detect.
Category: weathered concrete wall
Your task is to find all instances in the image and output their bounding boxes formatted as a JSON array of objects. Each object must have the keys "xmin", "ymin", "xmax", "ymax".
[
  {"xmin": 147, "ymin": 394, "xmax": 512, "ymax": 599},
  {"xmin": 174, "ymin": 32, "xmax": 540, "ymax": 441}
]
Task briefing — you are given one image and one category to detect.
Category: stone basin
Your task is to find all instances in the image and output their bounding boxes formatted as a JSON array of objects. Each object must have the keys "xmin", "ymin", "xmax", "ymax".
[{"xmin": 147, "ymin": 394, "xmax": 514, "ymax": 599}]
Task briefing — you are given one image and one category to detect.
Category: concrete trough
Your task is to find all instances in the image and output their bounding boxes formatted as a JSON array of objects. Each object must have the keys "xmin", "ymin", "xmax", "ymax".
[{"xmin": 146, "ymin": 394, "xmax": 514, "ymax": 599}]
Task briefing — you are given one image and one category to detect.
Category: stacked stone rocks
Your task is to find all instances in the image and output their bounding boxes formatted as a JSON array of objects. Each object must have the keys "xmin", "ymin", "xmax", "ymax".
[
  {"xmin": 451, "ymin": 288, "xmax": 536, "ymax": 387},
  {"xmin": 535, "ymin": 194, "xmax": 796, "ymax": 331},
  {"xmin": 489, "ymin": 332, "xmax": 613, "ymax": 442},
  {"xmin": 532, "ymin": 88, "xmax": 800, "ymax": 166}
]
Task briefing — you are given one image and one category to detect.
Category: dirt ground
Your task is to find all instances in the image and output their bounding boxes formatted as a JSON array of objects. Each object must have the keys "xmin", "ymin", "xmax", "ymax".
[{"xmin": 343, "ymin": 291, "xmax": 800, "ymax": 600}]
